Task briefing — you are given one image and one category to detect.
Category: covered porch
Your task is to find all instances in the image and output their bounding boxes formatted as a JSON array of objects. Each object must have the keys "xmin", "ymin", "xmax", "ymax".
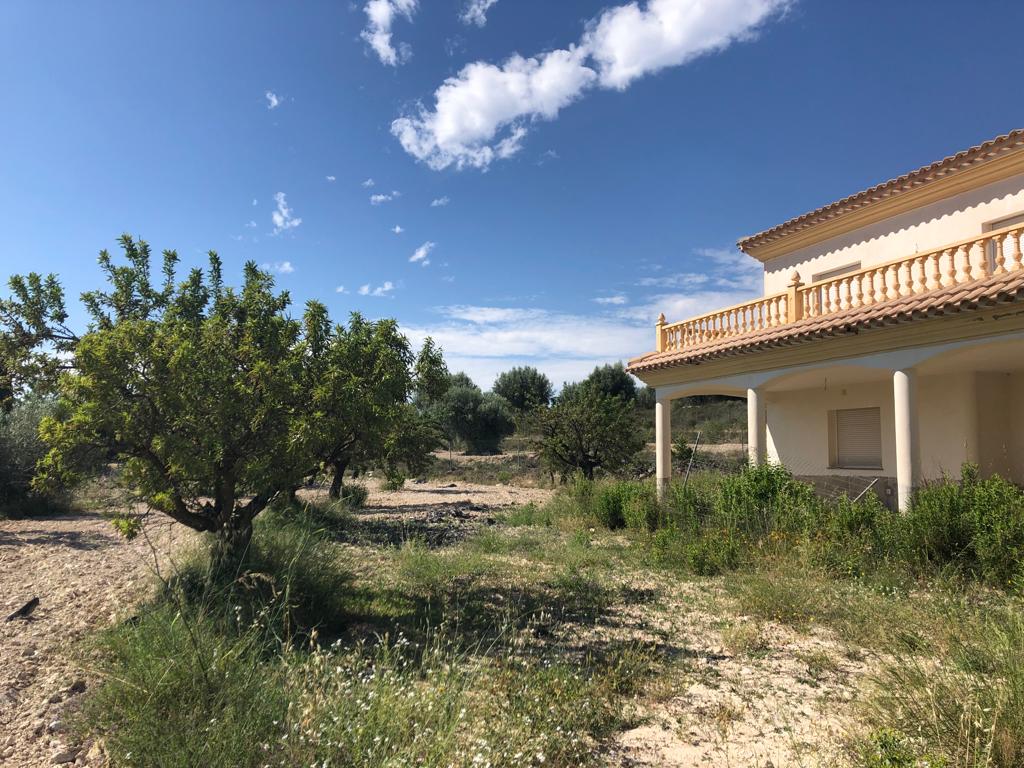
[{"xmin": 652, "ymin": 333, "xmax": 1024, "ymax": 510}]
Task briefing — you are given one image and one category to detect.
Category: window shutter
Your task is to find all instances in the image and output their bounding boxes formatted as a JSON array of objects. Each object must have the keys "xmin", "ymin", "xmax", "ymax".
[{"xmin": 835, "ymin": 407, "xmax": 882, "ymax": 469}]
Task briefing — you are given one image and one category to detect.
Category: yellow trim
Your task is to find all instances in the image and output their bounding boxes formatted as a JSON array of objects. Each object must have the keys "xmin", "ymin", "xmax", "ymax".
[
  {"xmin": 634, "ymin": 307, "xmax": 1024, "ymax": 388},
  {"xmin": 742, "ymin": 148, "xmax": 1024, "ymax": 263}
]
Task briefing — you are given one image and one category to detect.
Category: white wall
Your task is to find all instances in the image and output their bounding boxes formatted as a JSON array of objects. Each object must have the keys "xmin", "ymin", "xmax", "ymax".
[
  {"xmin": 762, "ymin": 173, "xmax": 1024, "ymax": 294},
  {"xmin": 764, "ymin": 371, "xmax": 981, "ymax": 481},
  {"xmin": 1008, "ymin": 372, "xmax": 1024, "ymax": 485}
]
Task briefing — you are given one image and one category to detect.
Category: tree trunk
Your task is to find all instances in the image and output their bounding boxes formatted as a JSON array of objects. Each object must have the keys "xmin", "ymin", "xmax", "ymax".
[
  {"xmin": 209, "ymin": 513, "xmax": 254, "ymax": 581},
  {"xmin": 328, "ymin": 460, "xmax": 348, "ymax": 499}
]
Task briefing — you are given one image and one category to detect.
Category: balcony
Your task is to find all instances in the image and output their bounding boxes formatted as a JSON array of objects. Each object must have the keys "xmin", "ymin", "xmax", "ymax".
[{"xmin": 655, "ymin": 223, "xmax": 1024, "ymax": 354}]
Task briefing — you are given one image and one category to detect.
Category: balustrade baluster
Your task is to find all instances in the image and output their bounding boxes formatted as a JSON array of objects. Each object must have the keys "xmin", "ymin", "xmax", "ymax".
[
  {"xmin": 994, "ymin": 234, "xmax": 1007, "ymax": 275},
  {"xmin": 838, "ymin": 278, "xmax": 850, "ymax": 310},
  {"xmin": 912, "ymin": 256, "xmax": 925, "ymax": 294},
  {"xmin": 884, "ymin": 265, "xmax": 897, "ymax": 300},
  {"xmin": 976, "ymin": 237, "xmax": 990, "ymax": 279},
  {"xmin": 1010, "ymin": 229, "xmax": 1024, "ymax": 271},
  {"xmin": 927, "ymin": 251, "xmax": 941, "ymax": 290},
  {"xmin": 874, "ymin": 267, "xmax": 887, "ymax": 303},
  {"xmin": 941, "ymin": 249, "xmax": 956, "ymax": 288},
  {"xmin": 849, "ymin": 275, "xmax": 861, "ymax": 308}
]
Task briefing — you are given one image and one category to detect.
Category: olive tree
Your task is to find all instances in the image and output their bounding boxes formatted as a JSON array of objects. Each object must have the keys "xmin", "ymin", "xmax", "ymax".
[
  {"xmin": 537, "ymin": 387, "xmax": 644, "ymax": 480},
  {"xmin": 492, "ymin": 366, "xmax": 553, "ymax": 413}
]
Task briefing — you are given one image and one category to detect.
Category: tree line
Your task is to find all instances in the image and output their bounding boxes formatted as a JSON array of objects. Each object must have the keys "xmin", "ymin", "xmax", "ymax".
[{"xmin": 0, "ymin": 236, "xmax": 652, "ymax": 569}]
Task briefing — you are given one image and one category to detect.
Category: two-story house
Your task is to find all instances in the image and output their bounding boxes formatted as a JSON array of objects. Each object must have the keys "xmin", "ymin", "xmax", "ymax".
[{"xmin": 628, "ymin": 130, "xmax": 1024, "ymax": 510}]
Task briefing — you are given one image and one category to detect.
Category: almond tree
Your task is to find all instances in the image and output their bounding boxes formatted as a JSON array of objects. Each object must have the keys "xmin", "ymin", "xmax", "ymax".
[{"xmin": 32, "ymin": 236, "xmax": 314, "ymax": 573}]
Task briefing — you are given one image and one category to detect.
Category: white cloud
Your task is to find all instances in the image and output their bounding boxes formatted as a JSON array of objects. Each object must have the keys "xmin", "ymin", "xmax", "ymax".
[
  {"xmin": 336, "ymin": 285, "xmax": 348, "ymax": 293},
  {"xmin": 245, "ymin": 220, "xmax": 257, "ymax": 228},
  {"xmin": 392, "ymin": 225, "xmax": 404, "ymax": 234},
  {"xmin": 362, "ymin": 178, "xmax": 376, "ymax": 187},
  {"xmin": 326, "ymin": 175, "xmax": 336, "ymax": 182},
  {"xmin": 404, "ymin": 304, "xmax": 650, "ymax": 389},
  {"xmin": 358, "ymin": 281, "xmax": 395, "ymax": 297},
  {"xmin": 410, "ymin": 241, "xmax": 435, "ymax": 266},
  {"xmin": 271, "ymin": 192, "xmax": 302, "ymax": 234},
  {"xmin": 637, "ymin": 247, "xmax": 761, "ymax": 293},
  {"xmin": 361, "ymin": 0, "xmax": 418, "ymax": 66},
  {"xmin": 594, "ymin": 294, "xmax": 628, "ymax": 305},
  {"xmin": 392, "ymin": 0, "xmax": 789, "ymax": 170},
  {"xmin": 392, "ymin": 47, "xmax": 594, "ymax": 171},
  {"xmin": 430, "ymin": 196, "xmax": 450, "ymax": 207},
  {"xmin": 460, "ymin": 0, "xmax": 498, "ymax": 27},
  {"xmin": 252, "ymin": 198, "xmax": 258, "ymax": 206},
  {"xmin": 370, "ymin": 191, "xmax": 400, "ymax": 205},
  {"xmin": 263, "ymin": 261, "xmax": 295, "ymax": 275},
  {"xmin": 265, "ymin": 91, "xmax": 281, "ymax": 110}
]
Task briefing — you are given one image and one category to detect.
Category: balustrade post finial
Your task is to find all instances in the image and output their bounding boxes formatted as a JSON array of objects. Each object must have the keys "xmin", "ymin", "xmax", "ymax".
[
  {"xmin": 786, "ymin": 271, "xmax": 804, "ymax": 323},
  {"xmin": 656, "ymin": 312, "xmax": 666, "ymax": 352}
]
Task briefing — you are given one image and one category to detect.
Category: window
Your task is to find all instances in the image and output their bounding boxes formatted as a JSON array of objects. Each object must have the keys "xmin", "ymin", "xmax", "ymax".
[
  {"xmin": 829, "ymin": 407, "xmax": 882, "ymax": 469},
  {"xmin": 984, "ymin": 212, "xmax": 1024, "ymax": 266},
  {"xmin": 811, "ymin": 261, "xmax": 862, "ymax": 283}
]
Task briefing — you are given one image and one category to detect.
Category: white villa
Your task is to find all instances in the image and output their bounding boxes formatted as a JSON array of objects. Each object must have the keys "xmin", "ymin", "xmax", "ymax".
[{"xmin": 628, "ymin": 130, "xmax": 1024, "ymax": 510}]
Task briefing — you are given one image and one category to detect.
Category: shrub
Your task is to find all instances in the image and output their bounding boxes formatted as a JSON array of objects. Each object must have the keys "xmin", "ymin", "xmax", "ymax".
[
  {"xmin": 340, "ymin": 482, "xmax": 369, "ymax": 508},
  {"xmin": 717, "ymin": 463, "xmax": 816, "ymax": 535},
  {"xmin": 591, "ymin": 481, "xmax": 657, "ymax": 530},
  {"xmin": 381, "ymin": 473, "xmax": 406, "ymax": 491},
  {"xmin": 906, "ymin": 465, "xmax": 1024, "ymax": 584}
]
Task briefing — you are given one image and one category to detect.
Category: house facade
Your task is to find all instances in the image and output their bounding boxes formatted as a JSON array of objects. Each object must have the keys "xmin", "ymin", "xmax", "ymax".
[{"xmin": 627, "ymin": 130, "xmax": 1024, "ymax": 510}]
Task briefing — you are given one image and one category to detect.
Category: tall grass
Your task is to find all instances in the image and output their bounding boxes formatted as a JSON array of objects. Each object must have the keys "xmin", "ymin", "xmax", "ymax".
[
  {"xmin": 865, "ymin": 603, "xmax": 1024, "ymax": 767},
  {"xmin": 78, "ymin": 494, "xmax": 648, "ymax": 767}
]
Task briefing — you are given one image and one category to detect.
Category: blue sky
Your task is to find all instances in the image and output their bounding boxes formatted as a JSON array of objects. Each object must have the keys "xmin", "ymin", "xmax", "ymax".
[{"xmin": 3, "ymin": 0, "xmax": 1024, "ymax": 387}]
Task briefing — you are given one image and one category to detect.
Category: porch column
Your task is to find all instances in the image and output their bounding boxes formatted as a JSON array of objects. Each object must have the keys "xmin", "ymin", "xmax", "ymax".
[
  {"xmin": 747, "ymin": 387, "xmax": 766, "ymax": 466},
  {"xmin": 893, "ymin": 369, "xmax": 920, "ymax": 512},
  {"xmin": 655, "ymin": 397, "xmax": 672, "ymax": 497}
]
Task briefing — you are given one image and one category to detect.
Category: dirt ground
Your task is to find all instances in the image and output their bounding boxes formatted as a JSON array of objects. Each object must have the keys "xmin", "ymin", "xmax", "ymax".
[{"xmin": 0, "ymin": 479, "xmax": 870, "ymax": 767}]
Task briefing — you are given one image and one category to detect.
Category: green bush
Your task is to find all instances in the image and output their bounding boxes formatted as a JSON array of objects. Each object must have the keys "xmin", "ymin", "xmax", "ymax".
[
  {"xmin": 381, "ymin": 473, "xmax": 406, "ymax": 491},
  {"xmin": 906, "ymin": 465, "xmax": 1024, "ymax": 585},
  {"xmin": 717, "ymin": 463, "xmax": 816, "ymax": 535},
  {"xmin": 0, "ymin": 395, "xmax": 80, "ymax": 515},
  {"xmin": 591, "ymin": 480, "xmax": 657, "ymax": 530},
  {"xmin": 340, "ymin": 482, "xmax": 369, "ymax": 508}
]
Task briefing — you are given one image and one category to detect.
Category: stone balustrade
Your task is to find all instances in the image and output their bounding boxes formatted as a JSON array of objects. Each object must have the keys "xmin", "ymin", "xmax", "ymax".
[{"xmin": 656, "ymin": 224, "xmax": 1024, "ymax": 353}]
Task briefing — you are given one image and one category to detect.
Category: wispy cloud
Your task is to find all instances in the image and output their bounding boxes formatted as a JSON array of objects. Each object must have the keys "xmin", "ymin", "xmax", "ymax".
[
  {"xmin": 393, "ymin": 0, "xmax": 791, "ymax": 170},
  {"xmin": 430, "ymin": 196, "xmax": 450, "ymax": 207},
  {"xmin": 370, "ymin": 190, "xmax": 401, "ymax": 205},
  {"xmin": 271, "ymin": 192, "xmax": 302, "ymax": 235},
  {"xmin": 358, "ymin": 281, "xmax": 395, "ymax": 297},
  {"xmin": 410, "ymin": 241, "xmax": 435, "ymax": 266},
  {"xmin": 392, "ymin": 225, "xmax": 404, "ymax": 234},
  {"xmin": 245, "ymin": 220, "xmax": 257, "ymax": 228},
  {"xmin": 361, "ymin": 0, "xmax": 418, "ymax": 66},
  {"xmin": 594, "ymin": 294, "xmax": 628, "ymax": 305},
  {"xmin": 460, "ymin": 0, "xmax": 498, "ymax": 26},
  {"xmin": 326, "ymin": 175, "xmax": 336, "ymax": 182},
  {"xmin": 263, "ymin": 261, "xmax": 295, "ymax": 275},
  {"xmin": 265, "ymin": 91, "xmax": 281, "ymax": 110},
  {"xmin": 336, "ymin": 285, "xmax": 348, "ymax": 294},
  {"xmin": 362, "ymin": 178, "xmax": 376, "ymax": 187},
  {"xmin": 404, "ymin": 304, "xmax": 649, "ymax": 388}
]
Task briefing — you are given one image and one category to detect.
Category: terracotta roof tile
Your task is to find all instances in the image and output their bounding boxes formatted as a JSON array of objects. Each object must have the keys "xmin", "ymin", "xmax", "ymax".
[
  {"xmin": 738, "ymin": 130, "xmax": 1024, "ymax": 253},
  {"xmin": 627, "ymin": 270, "xmax": 1024, "ymax": 374}
]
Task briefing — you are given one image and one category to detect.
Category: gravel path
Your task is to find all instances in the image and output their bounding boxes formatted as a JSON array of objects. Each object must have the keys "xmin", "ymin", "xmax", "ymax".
[
  {"xmin": 0, "ymin": 479, "xmax": 550, "ymax": 767},
  {"xmin": 0, "ymin": 513, "xmax": 194, "ymax": 767}
]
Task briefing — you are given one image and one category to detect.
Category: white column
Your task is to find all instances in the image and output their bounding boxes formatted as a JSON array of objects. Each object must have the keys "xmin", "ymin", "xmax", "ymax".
[
  {"xmin": 893, "ymin": 369, "xmax": 920, "ymax": 512},
  {"xmin": 747, "ymin": 387, "xmax": 766, "ymax": 466},
  {"xmin": 655, "ymin": 397, "xmax": 672, "ymax": 496}
]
